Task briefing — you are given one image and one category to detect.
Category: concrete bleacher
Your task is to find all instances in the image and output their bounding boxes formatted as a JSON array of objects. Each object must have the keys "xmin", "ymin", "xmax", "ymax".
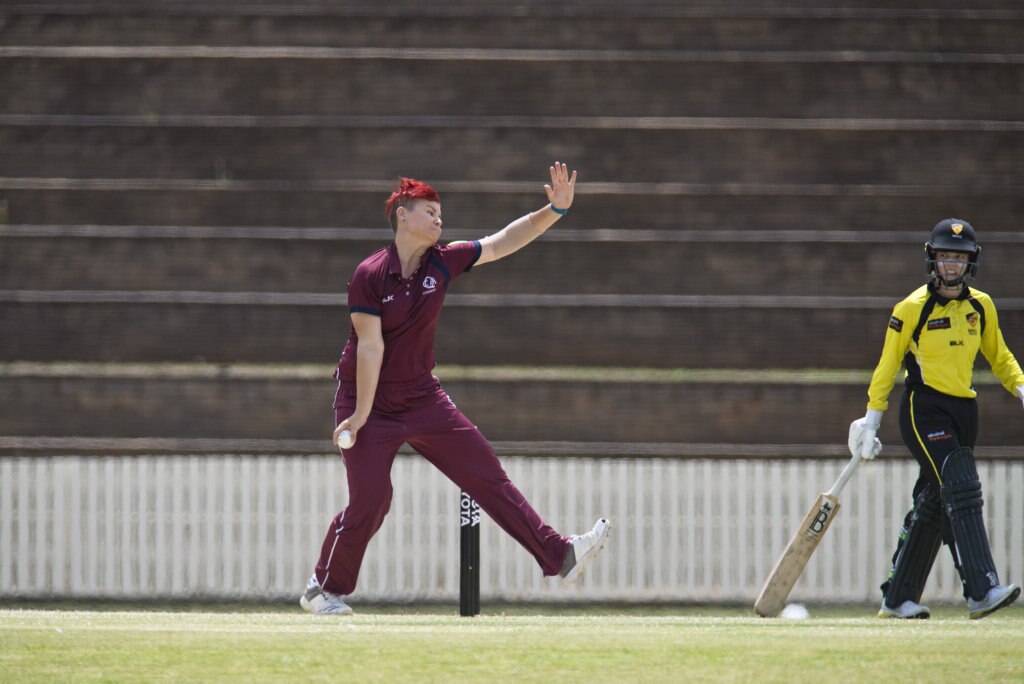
[
  {"xmin": 3, "ymin": 362, "xmax": 1024, "ymax": 447},
  {"xmin": 2, "ymin": 1, "xmax": 1024, "ymax": 457},
  {"xmin": 5, "ymin": 2, "xmax": 1023, "ymax": 52}
]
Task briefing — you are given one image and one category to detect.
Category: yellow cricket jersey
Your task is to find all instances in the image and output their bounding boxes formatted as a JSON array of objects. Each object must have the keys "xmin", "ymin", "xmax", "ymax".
[{"xmin": 867, "ymin": 284, "xmax": 1024, "ymax": 411}]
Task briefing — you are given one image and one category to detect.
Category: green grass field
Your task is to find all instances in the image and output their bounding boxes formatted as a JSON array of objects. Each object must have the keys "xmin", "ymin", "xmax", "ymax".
[{"xmin": 1, "ymin": 603, "xmax": 1022, "ymax": 682}]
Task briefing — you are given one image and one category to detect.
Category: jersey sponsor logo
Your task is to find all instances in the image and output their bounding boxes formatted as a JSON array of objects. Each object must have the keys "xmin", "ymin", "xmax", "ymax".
[
  {"xmin": 888, "ymin": 316, "xmax": 904, "ymax": 332},
  {"xmin": 382, "ymin": 294, "xmax": 395, "ymax": 304},
  {"xmin": 423, "ymin": 275, "xmax": 438, "ymax": 293},
  {"xmin": 926, "ymin": 430, "xmax": 952, "ymax": 442},
  {"xmin": 927, "ymin": 317, "xmax": 951, "ymax": 330},
  {"xmin": 950, "ymin": 340, "xmax": 964, "ymax": 346}
]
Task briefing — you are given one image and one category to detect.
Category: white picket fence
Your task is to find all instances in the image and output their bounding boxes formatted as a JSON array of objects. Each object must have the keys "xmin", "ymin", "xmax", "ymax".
[{"xmin": 1, "ymin": 454, "xmax": 1022, "ymax": 605}]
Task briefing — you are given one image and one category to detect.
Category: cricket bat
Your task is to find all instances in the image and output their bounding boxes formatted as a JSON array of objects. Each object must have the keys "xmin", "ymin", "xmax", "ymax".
[{"xmin": 754, "ymin": 453, "xmax": 862, "ymax": 617}]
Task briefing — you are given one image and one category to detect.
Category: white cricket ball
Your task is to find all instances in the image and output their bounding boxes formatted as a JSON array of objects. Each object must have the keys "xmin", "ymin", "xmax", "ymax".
[
  {"xmin": 337, "ymin": 429, "xmax": 354, "ymax": 449},
  {"xmin": 781, "ymin": 603, "xmax": 810, "ymax": 620}
]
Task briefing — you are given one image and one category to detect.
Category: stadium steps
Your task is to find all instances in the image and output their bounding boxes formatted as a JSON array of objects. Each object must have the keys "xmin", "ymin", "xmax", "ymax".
[
  {"xmin": 4, "ymin": 220, "xmax": 1023, "ymax": 369},
  {"xmin": 0, "ymin": 435, "xmax": 863, "ymax": 459},
  {"xmin": 3, "ymin": 45, "xmax": 1021, "ymax": 120},
  {"xmin": 4, "ymin": 291, "xmax": 895, "ymax": 367},
  {"xmin": 2, "ymin": 2, "xmax": 1022, "ymax": 463},
  {"xmin": 3, "ymin": 362, "xmax": 1023, "ymax": 446},
  {"xmin": 3, "ymin": 180, "xmax": 1023, "ymax": 230},
  {"xmin": 3, "ymin": 117, "xmax": 1024, "ymax": 186},
  {"xmin": 2, "ymin": 434, "xmax": 1022, "ymax": 462},
  {"xmin": 4, "ymin": 3, "xmax": 1024, "ymax": 52},
  {"xmin": 5, "ymin": 288, "xmax": 1024, "ymax": 368},
  {"xmin": 5, "ymin": 225, "xmax": 1024, "ymax": 296}
]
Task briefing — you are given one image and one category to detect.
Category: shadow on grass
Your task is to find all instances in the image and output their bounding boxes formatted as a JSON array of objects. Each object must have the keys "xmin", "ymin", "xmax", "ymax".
[{"xmin": 1, "ymin": 598, "xmax": 985, "ymax": 620}]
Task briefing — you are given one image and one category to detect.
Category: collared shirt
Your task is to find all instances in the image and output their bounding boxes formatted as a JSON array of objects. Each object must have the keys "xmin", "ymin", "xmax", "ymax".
[
  {"xmin": 334, "ymin": 240, "xmax": 481, "ymax": 388},
  {"xmin": 866, "ymin": 283, "xmax": 1024, "ymax": 411}
]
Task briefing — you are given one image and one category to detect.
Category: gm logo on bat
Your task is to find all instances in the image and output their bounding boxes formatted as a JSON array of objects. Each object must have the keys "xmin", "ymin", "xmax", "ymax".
[{"xmin": 808, "ymin": 500, "xmax": 836, "ymax": 535}]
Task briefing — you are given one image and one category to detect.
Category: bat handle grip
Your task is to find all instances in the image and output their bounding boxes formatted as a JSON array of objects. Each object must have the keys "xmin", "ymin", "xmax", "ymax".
[{"xmin": 826, "ymin": 453, "xmax": 861, "ymax": 498}]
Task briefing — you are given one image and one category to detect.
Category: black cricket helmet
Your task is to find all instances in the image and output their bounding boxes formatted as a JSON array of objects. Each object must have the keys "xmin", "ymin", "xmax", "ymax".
[{"xmin": 924, "ymin": 218, "xmax": 980, "ymax": 286}]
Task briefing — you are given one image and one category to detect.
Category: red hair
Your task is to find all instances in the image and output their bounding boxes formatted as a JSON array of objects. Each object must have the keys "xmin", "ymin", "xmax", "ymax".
[{"xmin": 384, "ymin": 177, "xmax": 440, "ymax": 230}]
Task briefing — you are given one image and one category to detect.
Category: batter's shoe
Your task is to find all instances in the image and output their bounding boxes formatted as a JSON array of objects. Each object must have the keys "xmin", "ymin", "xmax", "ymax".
[
  {"xmin": 299, "ymin": 574, "xmax": 353, "ymax": 615},
  {"xmin": 560, "ymin": 518, "xmax": 611, "ymax": 586},
  {"xmin": 877, "ymin": 599, "xmax": 930, "ymax": 619},
  {"xmin": 967, "ymin": 584, "xmax": 1020, "ymax": 620}
]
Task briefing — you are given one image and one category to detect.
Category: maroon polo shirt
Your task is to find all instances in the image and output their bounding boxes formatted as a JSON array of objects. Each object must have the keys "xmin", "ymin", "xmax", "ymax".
[{"xmin": 334, "ymin": 240, "xmax": 482, "ymax": 390}]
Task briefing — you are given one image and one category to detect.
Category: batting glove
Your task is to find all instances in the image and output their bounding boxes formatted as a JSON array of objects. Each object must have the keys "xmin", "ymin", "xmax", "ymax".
[{"xmin": 848, "ymin": 409, "xmax": 884, "ymax": 460}]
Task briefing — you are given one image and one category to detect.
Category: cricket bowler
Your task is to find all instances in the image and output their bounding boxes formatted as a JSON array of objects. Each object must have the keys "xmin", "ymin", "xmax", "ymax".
[{"xmin": 300, "ymin": 163, "xmax": 610, "ymax": 615}]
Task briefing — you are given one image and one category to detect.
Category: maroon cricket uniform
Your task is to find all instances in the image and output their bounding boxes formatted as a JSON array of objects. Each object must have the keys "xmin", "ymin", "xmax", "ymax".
[{"xmin": 314, "ymin": 240, "xmax": 569, "ymax": 596}]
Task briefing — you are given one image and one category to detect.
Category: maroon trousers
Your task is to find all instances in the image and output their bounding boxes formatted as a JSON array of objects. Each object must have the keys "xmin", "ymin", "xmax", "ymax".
[{"xmin": 315, "ymin": 378, "xmax": 569, "ymax": 596}]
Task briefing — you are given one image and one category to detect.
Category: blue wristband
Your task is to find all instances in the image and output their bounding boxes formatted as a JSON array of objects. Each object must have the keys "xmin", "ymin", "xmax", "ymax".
[{"xmin": 549, "ymin": 204, "xmax": 568, "ymax": 215}]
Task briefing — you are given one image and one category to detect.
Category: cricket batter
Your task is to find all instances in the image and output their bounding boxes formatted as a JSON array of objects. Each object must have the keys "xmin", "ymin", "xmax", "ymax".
[
  {"xmin": 848, "ymin": 218, "xmax": 1023, "ymax": 619},
  {"xmin": 300, "ymin": 163, "xmax": 611, "ymax": 615}
]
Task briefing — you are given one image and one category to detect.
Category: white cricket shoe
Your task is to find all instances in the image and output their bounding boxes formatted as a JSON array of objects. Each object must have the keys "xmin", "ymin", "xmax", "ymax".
[
  {"xmin": 299, "ymin": 574, "xmax": 353, "ymax": 615},
  {"xmin": 877, "ymin": 599, "xmax": 930, "ymax": 619},
  {"xmin": 967, "ymin": 584, "xmax": 1020, "ymax": 620},
  {"xmin": 560, "ymin": 518, "xmax": 611, "ymax": 586}
]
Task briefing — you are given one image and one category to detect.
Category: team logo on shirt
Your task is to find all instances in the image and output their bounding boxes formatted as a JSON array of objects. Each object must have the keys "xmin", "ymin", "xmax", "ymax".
[
  {"xmin": 966, "ymin": 312, "xmax": 979, "ymax": 335},
  {"xmin": 888, "ymin": 316, "xmax": 903, "ymax": 332},
  {"xmin": 423, "ymin": 276, "xmax": 438, "ymax": 293}
]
